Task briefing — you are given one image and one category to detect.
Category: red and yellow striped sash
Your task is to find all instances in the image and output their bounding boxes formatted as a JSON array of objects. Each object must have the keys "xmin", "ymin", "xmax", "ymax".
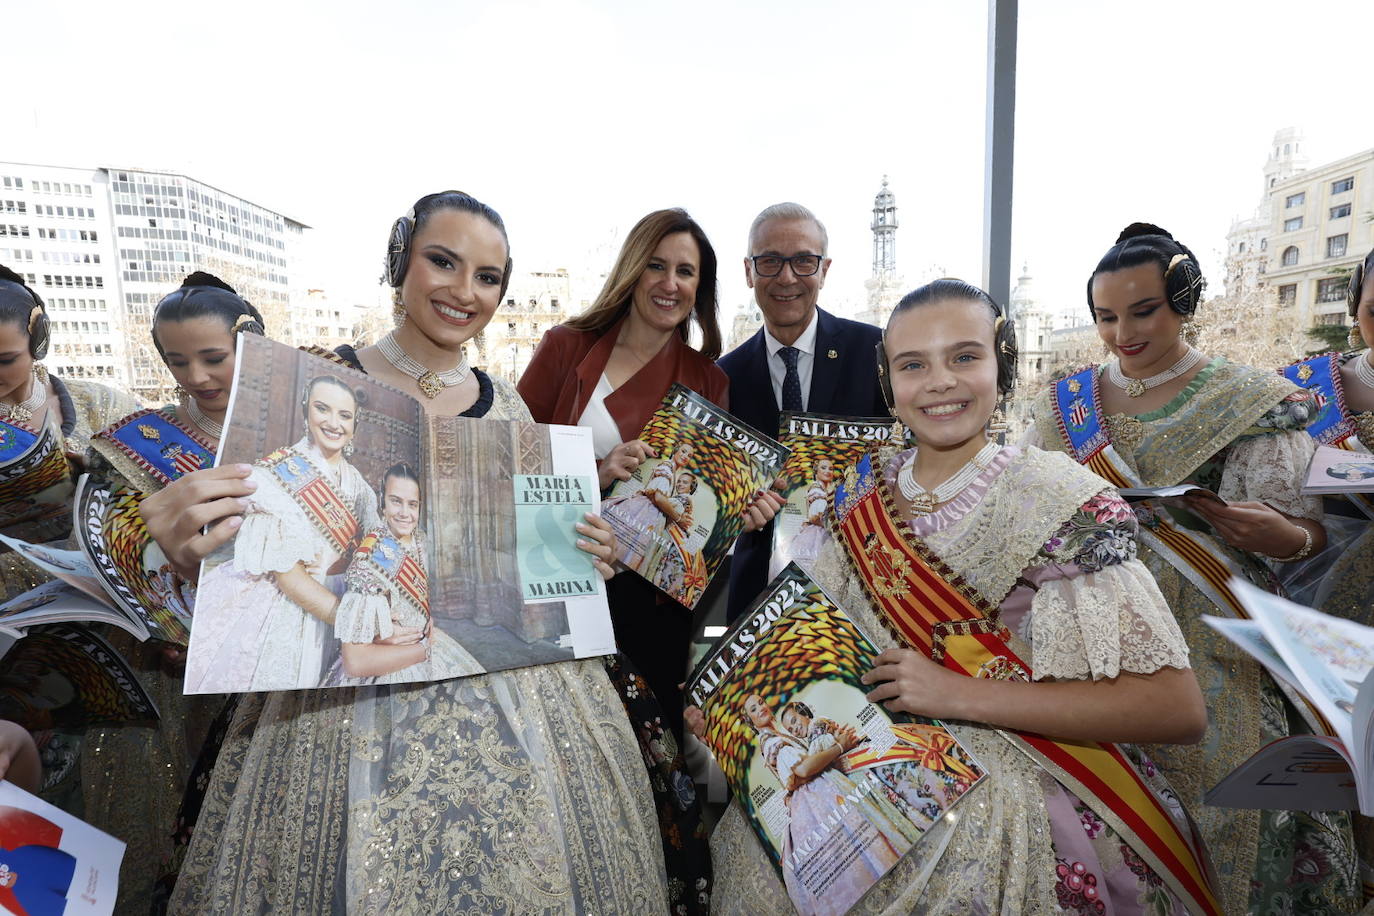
[
  {"xmin": 832, "ymin": 471, "xmax": 1221, "ymax": 916},
  {"xmin": 396, "ymin": 552, "xmax": 429, "ymax": 615}
]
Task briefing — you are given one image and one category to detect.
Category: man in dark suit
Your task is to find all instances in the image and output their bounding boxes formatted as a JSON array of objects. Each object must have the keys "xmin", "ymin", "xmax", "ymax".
[{"xmin": 717, "ymin": 202, "xmax": 889, "ymax": 621}]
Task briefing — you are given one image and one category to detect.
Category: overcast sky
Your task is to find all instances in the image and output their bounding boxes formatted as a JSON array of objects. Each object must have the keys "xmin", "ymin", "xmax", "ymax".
[{"xmin": 8, "ymin": 0, "xmax": 1373, "ymax": 324}]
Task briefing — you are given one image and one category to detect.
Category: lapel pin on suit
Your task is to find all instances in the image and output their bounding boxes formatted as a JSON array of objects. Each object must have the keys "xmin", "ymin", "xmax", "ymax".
[{"xmin": 827, "ymin": 349, "xmax": 837, "ymax": 359}]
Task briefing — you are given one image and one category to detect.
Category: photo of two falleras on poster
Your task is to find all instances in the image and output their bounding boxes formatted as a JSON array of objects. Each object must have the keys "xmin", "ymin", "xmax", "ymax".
[{"xmin": 182, "ymin": 334, "xmax": 615, "ymax": 694}]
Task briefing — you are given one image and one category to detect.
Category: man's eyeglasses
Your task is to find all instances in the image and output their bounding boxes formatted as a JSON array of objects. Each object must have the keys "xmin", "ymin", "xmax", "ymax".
[{"xmin": 749, "ymin": 254, "xmax": 824, "ymax": 278}]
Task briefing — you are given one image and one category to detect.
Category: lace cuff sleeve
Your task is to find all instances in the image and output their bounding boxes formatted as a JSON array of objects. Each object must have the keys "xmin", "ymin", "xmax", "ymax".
[
  {"xmin": 334, "ymin": 590, "xmax": 393, "ymax": 644},
  {"xmin": 1219, "ymin": 428, "xmax": 1321, "ymax": 521},
  {"xmin": 1029, "ymin": 559, "xmax": 1191, "ymax": 681}
]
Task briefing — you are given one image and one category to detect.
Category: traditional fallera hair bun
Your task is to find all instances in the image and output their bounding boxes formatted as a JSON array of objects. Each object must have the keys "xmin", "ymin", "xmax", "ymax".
[
  {"xmin": 180, "ymin": 271, "xmax": 239, "ymax": 295},
  {"xmin": 151, "ymin": 271, "xmax": 267, "ymax": 358},
  {"xmin": 1088, "ymin": 222, "xmax": 1205, "ymax": 319},
  {"xmin": 0, "ymin": 262, "xmax": 50, "ymax": 359},
  {"xmin": 1116, "ymin": 222, "xmax": 1175, "ymax": 244}
]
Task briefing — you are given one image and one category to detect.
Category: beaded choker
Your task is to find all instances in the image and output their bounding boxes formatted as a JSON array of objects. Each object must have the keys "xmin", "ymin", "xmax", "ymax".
[
  {"xmin": 896, "ymin": 439, "xmax": 1001, "ymax": 515},
  {"xmin": 1106, "ymin": 347, "xmax": 1205, "ymax": 398},
  {"xmin": 378, "ymin": 331, "xmax": 469, "ymax": 399}
]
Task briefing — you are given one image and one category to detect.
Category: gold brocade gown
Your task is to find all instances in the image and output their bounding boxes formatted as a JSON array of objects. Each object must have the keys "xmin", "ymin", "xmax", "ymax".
[
  {"xmin": 1028, "ymin": 358, "xmax": 1361, "ymax": 915},
  {"xmin": 170, "ymin": 372, "xmax": 669, "ymax": 915}
]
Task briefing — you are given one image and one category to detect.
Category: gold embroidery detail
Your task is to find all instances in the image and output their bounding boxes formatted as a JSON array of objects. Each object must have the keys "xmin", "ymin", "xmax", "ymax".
[
  {"xmin": 1297, "ymin": 363, "xmax": 1314, "ymax": 382},
  {"xmin": 1105, "ymin": 413, "xmax": 1145, "ymax": 455},
  {"xmin": 1068, "ymin": 378, "xmax": 1082, "ymax": 393},
  {"xmin": 138, "ymin": 423, "xmax": 161, "ymax": 441},
  {"xmin": 1354, "ymin": 412, "xmax": 1374, "ymax": 452}
]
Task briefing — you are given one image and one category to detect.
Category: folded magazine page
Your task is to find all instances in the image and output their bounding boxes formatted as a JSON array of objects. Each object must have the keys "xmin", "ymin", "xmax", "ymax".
[
  {"xmin": 686, "ymin": 564, "xmax": 984, "ymax": 916},
  {"xmin": 0, "ymin": 483, "xmax": 191, "ymax": 648},
  {"xmin": 0, "ymin": 580, "xmax": 135, "ymax": 640},
  {"xmin": 185, "ymin": 335, "xmax": 613, "ymax": 694},
  {"xmin": 603, "ymin": 384, "xmax": 787, "ymax": 610},
  {"xmin": 1204, "ymin": 579, "xmax": 1374, "ymax": 814},
  {"xmin": 0, "ymin": 779, "xmax": 126, "ymax": 916},
  {"xmin": 769, "ymin": 412, "xmax": 892, "ymax": 579},
  {"xmin": 0, "ymin": 625, "xmax": 157, "ymax": 732}
]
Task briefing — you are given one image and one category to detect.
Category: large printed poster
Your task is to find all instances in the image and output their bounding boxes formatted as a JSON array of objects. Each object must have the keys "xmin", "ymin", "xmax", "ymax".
[{"xmin": 185, "ymin": 336, "xmax": 613, "ymax": 693}]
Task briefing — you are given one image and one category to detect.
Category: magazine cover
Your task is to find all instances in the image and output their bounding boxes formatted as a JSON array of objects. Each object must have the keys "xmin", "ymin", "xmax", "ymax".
[
  {"xmin": 686, "ymin": 564, "xmax": 984, "ymax": 916},
  {"xmin": 0, "ymin": 780, "xmax": 125, "ymax": 916},
  {"xmin": 1302, "ymin": 443, "xmax": 1374, "ymax": 495},
  {"xmin": 770, "ymin": 413, "xmax": 892, "ymax": 579},
  {"xmin": 185, "ymin": 335, "xmax": 614, "ymax": 694},
  {"xmin": 0, "ymin": 625, "xmax": 157, "ymax": 732},
  {"xmin": 603, "ymin": 384, "xmax": 787, "ymax": 609}
]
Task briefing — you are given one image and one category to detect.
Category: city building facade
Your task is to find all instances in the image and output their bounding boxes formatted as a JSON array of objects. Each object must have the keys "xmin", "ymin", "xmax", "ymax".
[
  {"xmin": 0, "ymin": 160, "xmax": 307, "ymax": 402},
  {"xmin": 1226, "ymin": 129, "xmax": 1374, "ymax": 330},
  {"xmin": 479, "ymin": 268, "xmax": 575, "ymax": 384}
]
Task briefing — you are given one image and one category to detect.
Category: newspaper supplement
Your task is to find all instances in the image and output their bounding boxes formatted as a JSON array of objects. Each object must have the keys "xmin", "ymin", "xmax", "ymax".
[
  {"xmin": 603, "ymin": 384, "xmax": 787, "ymax": 610},
  {"xmin": 771, "ymin": 412, "xmax": 892, "ymax": 579},
  {"xmin": 687, "ymin": 564, "xmax": 983, "ymax": 916}
]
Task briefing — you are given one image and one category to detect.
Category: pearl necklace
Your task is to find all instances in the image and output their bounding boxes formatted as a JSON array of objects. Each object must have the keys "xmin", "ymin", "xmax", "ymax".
[
  {"xmin": 1354, "ymin": 350, "xmax": 1374, "ymax": 392},
  {"xmin": 186, "ymin": 399, "xmax": 223, "ymax": 440},
  {"xmin": 896, "ymin": 439, "xmax": 1001, "ymax": 515},
  {"xmin": 377, "ymin": 331, "xmax": 469, "ymax": 399},
  {"xmin": 0, "ymin": 369, "xmax": 47, "ymax": 423},
  {"xmin": 1106, "ymin": 346, "xmax": 1206, "ymax": 398}
]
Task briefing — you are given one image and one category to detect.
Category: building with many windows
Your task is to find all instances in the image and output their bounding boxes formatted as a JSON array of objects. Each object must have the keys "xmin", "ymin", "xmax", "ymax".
[
  {"xmin": 1226, "ymin": 129, "xmax": 1374, "ymax": 330},
  {"xmin": 2, "ymin": 164, "xmax": 122, "ymax": 384},
  {"xmin": 478, "ymin": 268, "xmax": 575, "ymax": 384},
  {"xmin": 0, "ymin": 160, "xmax": 307, "ymax": 402}
]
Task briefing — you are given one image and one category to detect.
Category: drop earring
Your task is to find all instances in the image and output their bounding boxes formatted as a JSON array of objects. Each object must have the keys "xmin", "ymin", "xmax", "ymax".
[
  {"xmin": 391, "ymin": 289, "xmax": 407, "ymax": 327},
  {"xmin": 986, "ymin": 405, "xmax": 1008, "ymax": 437},
  {"xmin": 889, "ymin": 409, "xmax": 908, "ymax": 447},
  {"xmin": 1349, "ymin": 325, "xmax": 1365, "ymax": 350},
  {"xmin": 1181, "ymin": 314, "xmax": 1201, "ymax": 346}
]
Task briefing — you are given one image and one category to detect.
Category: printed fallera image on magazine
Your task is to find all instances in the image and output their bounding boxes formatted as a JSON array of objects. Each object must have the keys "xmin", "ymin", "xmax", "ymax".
[
  {"xmin": 687, "ymin": 564, "xmax": 984, "ymax": 916},
  {"xmin": 602, "ymin": 384, "xmax": 787, "ymax": 610},
  {"xmin": 184, "ymin": 335, "xmax": 615, "ymax": 694},
  {"xmin": 769, "ymin": 412, "xmax": 892, "ymax": 580}
]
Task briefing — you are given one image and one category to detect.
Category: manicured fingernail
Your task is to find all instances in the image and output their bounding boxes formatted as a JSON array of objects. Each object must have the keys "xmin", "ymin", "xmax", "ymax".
[
  {"xmin": 236, "ymin": 464, "xmax": 252, "ymax": 473},
  {"xmin": 227, "ymin": 516, "xmax": 243, "ymax": 529},
  {"xmin": 243, "ymin": 479, "xmax": 258, "ymax": 490}
]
